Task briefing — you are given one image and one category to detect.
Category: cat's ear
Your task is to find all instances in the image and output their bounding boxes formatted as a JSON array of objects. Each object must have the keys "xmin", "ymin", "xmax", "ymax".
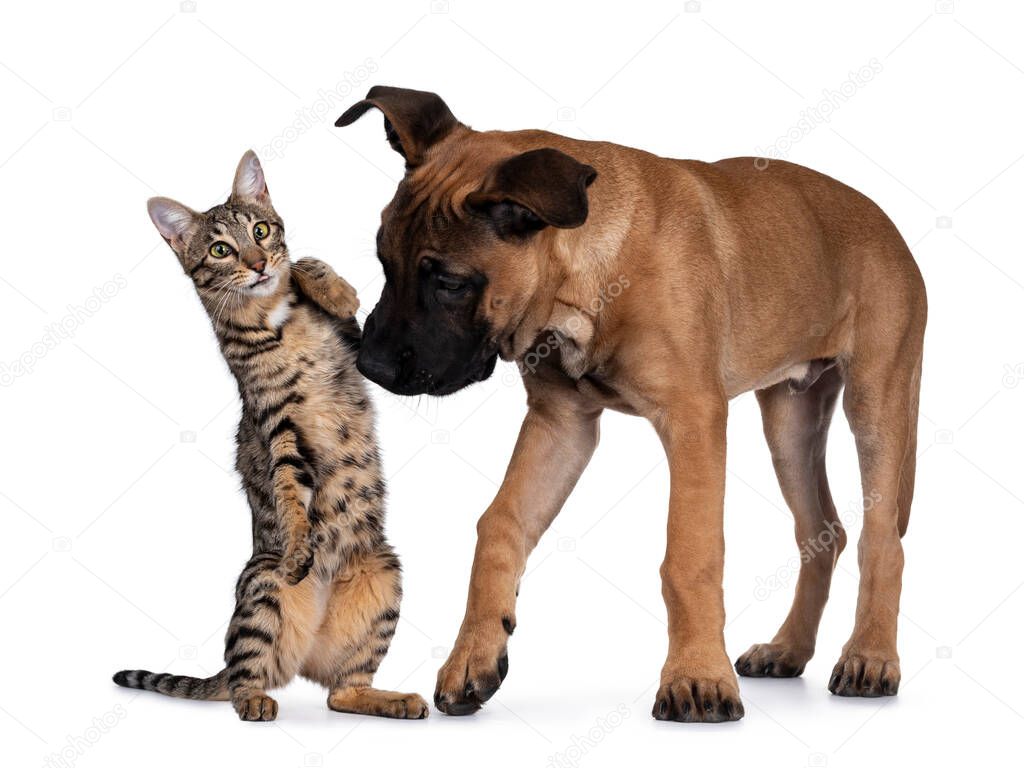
[
  {"xmin": 231, "ymin": 149, "xmax": 271, "ymax": 204},
  {"xmin": 147, "ymin": 197, "xmax": 198, "ymax": 253}
]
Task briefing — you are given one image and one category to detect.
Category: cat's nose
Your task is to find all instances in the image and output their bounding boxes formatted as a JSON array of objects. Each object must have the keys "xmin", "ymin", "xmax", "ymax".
[{"xmin": 241, "ymin": 247, "xmax": 266, "ymax": 273}]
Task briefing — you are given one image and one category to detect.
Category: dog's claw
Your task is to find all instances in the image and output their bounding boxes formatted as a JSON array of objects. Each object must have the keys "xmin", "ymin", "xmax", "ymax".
[
  {"xmin": 434, "ymin": 625, "xmax": 510, "ymax": 715},
  {"xmin": 735, "ymin": 643, "xmax": 809, "ymax": 678},
  {"xmin": 652, "ymin": 669, "xmax": 744, "ymax": 723},
  {"xmin": 828, "ymin": 652, "xmax": 900, "ymax": 697}
]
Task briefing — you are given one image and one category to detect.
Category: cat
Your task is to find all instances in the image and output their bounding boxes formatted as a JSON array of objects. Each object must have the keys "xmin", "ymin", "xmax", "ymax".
[{"xmin": 113, "ymin": 150, "xmax": 427, "ymax": 721}]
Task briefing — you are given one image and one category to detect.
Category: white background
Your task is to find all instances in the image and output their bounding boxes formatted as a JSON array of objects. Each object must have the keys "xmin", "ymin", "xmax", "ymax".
[{"xmin": 2, "ymin": 1, "xmax": 1022, "ymax": 766}]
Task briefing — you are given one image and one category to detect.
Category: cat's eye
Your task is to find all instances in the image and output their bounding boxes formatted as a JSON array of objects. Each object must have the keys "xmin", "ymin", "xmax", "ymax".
[
  {"xmin": 253, "ymin": 222, "xmax": 270, "ymax": 241},
  {"xmin": 209, "ymin": 242, "xmax": 233, "ymax": 258}
]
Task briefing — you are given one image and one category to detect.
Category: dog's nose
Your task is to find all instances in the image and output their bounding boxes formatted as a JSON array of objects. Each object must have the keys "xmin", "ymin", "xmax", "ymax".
[{"xmin": 356, "ymin": 349, "xmax": 397, "ymax": 389}]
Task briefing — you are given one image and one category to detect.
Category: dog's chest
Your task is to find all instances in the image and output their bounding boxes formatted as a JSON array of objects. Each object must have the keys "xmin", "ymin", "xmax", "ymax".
[{"xmin": 571, "ymin": 369, "xmax": 642, "ymax": 416}]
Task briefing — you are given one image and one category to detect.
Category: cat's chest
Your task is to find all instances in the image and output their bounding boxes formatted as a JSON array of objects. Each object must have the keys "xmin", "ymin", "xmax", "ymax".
[
  {"xmin": 242, "ymin": 311, "xmax": 354, "ymax": 410},
  {"xmin": 263, "ymin": 303, "xmax": 335, "ymax": 364},
  {"xmin": 227, "ymin": 308, "xmax": 339, "ymax": 392},
  {"xmin": 250, "ymin": 349, "xmax": 363, "ymax": 462},
  {"xmin": 266, "ymin": 296, "xmax": 292, "ymax": 331}
]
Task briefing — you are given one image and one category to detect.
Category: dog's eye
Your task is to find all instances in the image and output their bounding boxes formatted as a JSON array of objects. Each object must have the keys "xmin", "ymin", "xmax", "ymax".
[{"xmin": 437, "ymin": 275, "xmax": 467, "ymax": 294}]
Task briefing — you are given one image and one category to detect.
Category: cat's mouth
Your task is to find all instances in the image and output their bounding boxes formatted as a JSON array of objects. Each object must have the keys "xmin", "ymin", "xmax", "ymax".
[{"xmin": 247, "ymin": 272, "xmax": 278, "ymax": 295}]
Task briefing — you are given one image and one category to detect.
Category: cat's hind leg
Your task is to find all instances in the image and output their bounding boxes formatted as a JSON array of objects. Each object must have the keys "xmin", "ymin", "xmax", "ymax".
[
  {"xmin": 225, "ymin": 553, "xmax": 325, "ymax": 721},
  {"xmin": 301, "ymin": 547, "xmax": 428, "ymax": 719}
]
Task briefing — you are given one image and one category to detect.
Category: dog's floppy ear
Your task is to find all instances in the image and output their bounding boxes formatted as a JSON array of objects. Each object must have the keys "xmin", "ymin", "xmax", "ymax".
[
  {"xmin": 335, "ymin": 85, "xmax": 459, "ymax": 166},
  {"xmin": 466, "ymin": 148, "xmax": 597, "ymax": 237}
]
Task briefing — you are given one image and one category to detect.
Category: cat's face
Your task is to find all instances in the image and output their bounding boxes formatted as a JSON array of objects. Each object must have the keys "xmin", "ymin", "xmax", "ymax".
[{"xmin": 148, "ymin": 151, "xmax": 290, "ymax": 304}]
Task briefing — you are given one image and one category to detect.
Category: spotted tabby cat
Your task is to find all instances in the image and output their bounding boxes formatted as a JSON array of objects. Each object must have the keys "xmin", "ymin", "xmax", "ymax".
[{"xmin": 113, "ymin": 151, "xmax": 427, "ymax": 721}]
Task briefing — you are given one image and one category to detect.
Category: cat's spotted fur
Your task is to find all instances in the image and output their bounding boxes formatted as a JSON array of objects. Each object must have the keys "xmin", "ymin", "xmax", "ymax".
[{"xmin": 113, "ymin": 151, "xmax": 426, "ymax": 721}]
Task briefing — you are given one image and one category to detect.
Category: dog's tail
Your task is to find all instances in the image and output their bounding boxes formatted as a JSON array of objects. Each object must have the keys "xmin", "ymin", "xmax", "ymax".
[{"xmin": 112, "ymin": 667, "xmax": 230, "ymax": 701}]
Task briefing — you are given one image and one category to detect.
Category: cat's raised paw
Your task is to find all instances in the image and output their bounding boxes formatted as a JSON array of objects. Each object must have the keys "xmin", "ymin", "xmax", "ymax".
[{"xmin": 293, "ymin": 257, "xmax": 359, "ymax": 318}]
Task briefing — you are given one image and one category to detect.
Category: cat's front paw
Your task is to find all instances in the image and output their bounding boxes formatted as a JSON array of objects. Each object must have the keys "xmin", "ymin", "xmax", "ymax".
[
  {"xmin": 281, "ymin": 534, "xmax": 314, "ymax": 585},
  {"xmin": 293, "ymin": 257, "xmax": 359, "ymax": 318},
  {"xmin": 320, "ymin": 274, "xmax": 359, "ymax": 318}
]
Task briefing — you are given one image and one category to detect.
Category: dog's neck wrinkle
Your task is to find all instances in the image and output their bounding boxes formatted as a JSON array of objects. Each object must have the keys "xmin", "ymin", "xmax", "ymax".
[
  {"xmin": 548, "ymin": 224, "xmax": 621, "ymax": 360},
  {"xmin": 502, "ymin": 181, "xmax": 630, "ymax": 373},
  {"xmin": 501, "ymin": 276, "xmax": 559, "ymax": 362},
  {"xmin": 503, "ymin": 237, "xmax": 607, "ymax": 378}
]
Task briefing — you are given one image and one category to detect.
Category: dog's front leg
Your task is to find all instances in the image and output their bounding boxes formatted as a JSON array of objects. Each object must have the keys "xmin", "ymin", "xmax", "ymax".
[
  {"xmin": 434, "ymin": 387, "xmax": 601, "ymax": 715},
  {"xmin": 652, "ymin": 394, "xmax": 745, "ymax": 723}
]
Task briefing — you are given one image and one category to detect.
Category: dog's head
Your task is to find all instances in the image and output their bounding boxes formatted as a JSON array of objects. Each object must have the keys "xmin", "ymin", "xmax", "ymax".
[{"xmin": 336, "ymin": 86, "xmax": 597, "ymax": 396}]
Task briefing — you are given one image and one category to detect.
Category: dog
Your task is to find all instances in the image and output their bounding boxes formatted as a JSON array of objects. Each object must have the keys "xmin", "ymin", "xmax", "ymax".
[{"xmin": 335, "ymin": 86, "xmax": 926, "ymax": 722}]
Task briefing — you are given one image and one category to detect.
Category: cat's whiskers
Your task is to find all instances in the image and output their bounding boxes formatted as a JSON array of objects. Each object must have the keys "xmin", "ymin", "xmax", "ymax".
[
  {"xmin": 213, "ymin": 287, "xmax": 242, "ymax": 329},
  {"xmin": 209, "ymin": 276, "xmax": 242, "ymax": 329}
]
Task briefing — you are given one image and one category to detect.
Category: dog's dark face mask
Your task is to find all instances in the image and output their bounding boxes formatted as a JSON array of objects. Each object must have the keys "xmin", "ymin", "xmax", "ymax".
[
  {"xmin": 357, "ymin": 198, "xmax": 499, "ymax": 396},
  {"xmin": 336, "ymin": 86, "xmax": 596, "ymax": 396}
]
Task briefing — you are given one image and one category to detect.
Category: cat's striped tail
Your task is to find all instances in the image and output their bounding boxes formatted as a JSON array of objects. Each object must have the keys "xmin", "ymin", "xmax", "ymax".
[{"xmin": 112, "ymin": 668, "xmax": 230, "ymax": 701}]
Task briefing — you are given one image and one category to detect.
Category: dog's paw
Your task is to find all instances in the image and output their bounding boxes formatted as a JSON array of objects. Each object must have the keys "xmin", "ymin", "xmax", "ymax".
[
  {"xmin": 735, "ymin": 642, "xmax": 811, "ymax": 678},
  {"xmin": 434, "ymin": 623, "xmax": 510, "ymax": 715},
  {"xmin": 828, "ymin": 651, "xmax": 900, "ymax": 697},
  {"xmin": 653, "ymin": 663, "xmax": 745, "ymax": 723}
]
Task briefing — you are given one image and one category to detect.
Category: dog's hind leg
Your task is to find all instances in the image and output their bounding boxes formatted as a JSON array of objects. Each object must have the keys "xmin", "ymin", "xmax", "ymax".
[
  {"xmin": 736, "ymin": 366, "xmax": 846, "ymax": 678},
  {"xmin": 896, "ymin": 366, "xmax": 920, "ymax": 538},
  {"xmin": 828, "ymin": 263, "xmax": 925, "ymax": 697}
]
